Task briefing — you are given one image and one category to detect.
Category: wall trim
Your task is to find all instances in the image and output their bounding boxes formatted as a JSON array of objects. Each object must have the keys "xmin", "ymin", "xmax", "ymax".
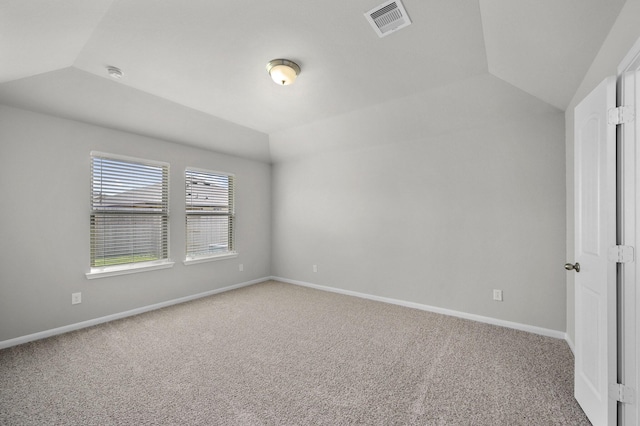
[
  {"xmin": 565, "ymin": 333, "xmax": 575, "ymax": 355},
  {"xmin": 618, "ymin": 33, "xmax": 640, "ymax": 75},
  {"xmin": 273, "ymin": 276, "xmax": 567, "ymax": 340},
  {"xmin": 1, "ymin": 276, "xmax": 570, "ymax": 350},
  {"xmin": 0, "ymin": 277, "xmax": 270, "ymax": 350}
]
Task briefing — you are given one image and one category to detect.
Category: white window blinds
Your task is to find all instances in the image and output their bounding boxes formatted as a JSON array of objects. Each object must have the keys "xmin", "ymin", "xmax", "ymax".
[
  {"xmin": 90, "ymin": 153, "xmax": 169, "ymax": 268},
  {"xmin": 185, "ymin": 168, "xmax": 235, "ymax": 259}
]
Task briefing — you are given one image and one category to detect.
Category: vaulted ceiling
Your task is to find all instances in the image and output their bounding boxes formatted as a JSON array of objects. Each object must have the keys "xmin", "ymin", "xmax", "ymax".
[{"xmin": 0, "ymin": 0, "xmax": 627, "ymax": 161}]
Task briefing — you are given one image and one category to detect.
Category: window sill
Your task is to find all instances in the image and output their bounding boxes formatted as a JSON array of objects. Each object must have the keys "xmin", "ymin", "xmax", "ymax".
[
  {"xmin": 86, "ymin": 260, "xmax": 175, "ymax": 280},
  {"xmin": 183, "ymin": 252, "xmax": 238, "ymax": 266}
]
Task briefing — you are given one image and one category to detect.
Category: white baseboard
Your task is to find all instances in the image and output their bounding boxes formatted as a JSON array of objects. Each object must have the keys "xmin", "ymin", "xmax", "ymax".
[
  {"xmin": 0, "ymin": 277, "xmax": 270, "ymax": 350},
  {"xmin": 565, "ymin": 333, "xmax": 575, "ymax": 355},
  {"xmin": 273, "ymin": 276, "xmax": 567, "ymax": 340},
  {"xmin": 2, "ymin": 276, "xmax": 570, "ymax": 350}
]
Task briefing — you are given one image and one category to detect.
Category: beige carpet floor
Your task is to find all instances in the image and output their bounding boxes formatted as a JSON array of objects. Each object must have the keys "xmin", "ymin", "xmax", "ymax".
[{"xmin": 0, "ymin": 280, "xmax": 590, "ymax": 425}]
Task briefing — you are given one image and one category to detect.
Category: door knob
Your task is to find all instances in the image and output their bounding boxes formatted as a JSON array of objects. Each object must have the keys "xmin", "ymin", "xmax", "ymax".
[{"xmin": 564, "ymin": 262, "xmax": 580, "ymax": 272}]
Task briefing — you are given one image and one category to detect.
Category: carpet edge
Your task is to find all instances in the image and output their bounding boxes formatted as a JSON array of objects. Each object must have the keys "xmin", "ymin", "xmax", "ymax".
[
  {"xmin": 272, "ymin": 276, "xmax": 568, "ymax": 341},
  {"xmin": 0, "ymin": 277, "xmax": 271, "ymax": 350}
]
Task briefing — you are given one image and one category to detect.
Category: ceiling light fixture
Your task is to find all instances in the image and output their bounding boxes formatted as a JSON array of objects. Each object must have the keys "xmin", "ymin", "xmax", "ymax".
[
  {"xmin": 266, "ymin": 59, "xmax": 300, "ymax": 86},
  {"xmin": 106, "ymin": 66, "xmax": 124, "ymax": 79}
]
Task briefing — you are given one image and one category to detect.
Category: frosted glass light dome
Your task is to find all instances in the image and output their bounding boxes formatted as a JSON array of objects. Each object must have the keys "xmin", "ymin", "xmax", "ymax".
[{"xmin": 266, "ymin": 59, "xmax": 300, "ymax": 86}]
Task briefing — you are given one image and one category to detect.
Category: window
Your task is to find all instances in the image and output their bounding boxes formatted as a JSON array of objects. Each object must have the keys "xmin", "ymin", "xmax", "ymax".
[
  {"xmin": 185, "ymin": 168, "xmax": 235, "ymax": 262},
  {"xmin": 88, "ymin": 152, "xmax": 171, "ymax": 278}
]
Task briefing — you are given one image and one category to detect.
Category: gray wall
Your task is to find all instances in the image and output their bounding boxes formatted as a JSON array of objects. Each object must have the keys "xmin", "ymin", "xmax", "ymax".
[
  {"xmin": 0, "ymin": 105, "xmax": 271, "ymax": 342},
  {"xmin": 564, "ymin": 0, "xmax": 640, "ymax": 346},
  {"xmin": 271, "ymin": 75, "xmax": 568, "ymax": 332}
]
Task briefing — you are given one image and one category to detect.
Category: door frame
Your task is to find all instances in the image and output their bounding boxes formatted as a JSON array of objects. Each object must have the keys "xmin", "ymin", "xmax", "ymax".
[{"xmin": 616, "ymin": 37, "xmax": 640, "ymax": 426}]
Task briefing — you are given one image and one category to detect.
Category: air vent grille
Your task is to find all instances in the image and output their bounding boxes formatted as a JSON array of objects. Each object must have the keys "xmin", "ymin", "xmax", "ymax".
[{"xmin": 365, "ymin": 0, "xmax": 411, "ymax": 38}]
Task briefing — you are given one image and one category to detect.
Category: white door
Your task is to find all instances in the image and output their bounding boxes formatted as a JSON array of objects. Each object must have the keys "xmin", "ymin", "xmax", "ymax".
[{"xmin": 573, "ymin": 76, "xmax": 617, "ymax": 426}]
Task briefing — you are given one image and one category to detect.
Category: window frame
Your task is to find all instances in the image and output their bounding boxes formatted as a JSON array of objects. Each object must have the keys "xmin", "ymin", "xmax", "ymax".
[
  {"xmin": 184, "ymin": 167, "xmax": 237, "ymax": 265},
  {"xmin": 86, "ymin": 151, "xmax": 174, "ymax": 279}
]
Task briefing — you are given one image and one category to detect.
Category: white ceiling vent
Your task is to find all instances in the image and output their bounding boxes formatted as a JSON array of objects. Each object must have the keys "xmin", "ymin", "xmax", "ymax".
[{"xmin": 364, "ymin": 0, "xmax": 412, "ymax": 38}]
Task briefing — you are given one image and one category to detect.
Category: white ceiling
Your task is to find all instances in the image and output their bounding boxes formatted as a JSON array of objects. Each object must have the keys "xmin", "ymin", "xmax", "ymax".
[{"xmin": 0, "ymin": 0, "xmax": 627, "ymax": 161}]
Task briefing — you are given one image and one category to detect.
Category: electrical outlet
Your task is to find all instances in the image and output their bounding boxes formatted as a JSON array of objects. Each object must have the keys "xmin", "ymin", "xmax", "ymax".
[
  {"xmin": 493, "ymin": 289, "xmax": 503, "ymax": 302},
  {"xmin": 313, "ymin": 264, "xmax": 318, "ymax": 273},
  {"xmin": 239, "ymin": 263, "xmax": 244, "ymax": 272},
  {"xmin": 71, "ymin": 292, "xmax": 82, "ymax": 305}
]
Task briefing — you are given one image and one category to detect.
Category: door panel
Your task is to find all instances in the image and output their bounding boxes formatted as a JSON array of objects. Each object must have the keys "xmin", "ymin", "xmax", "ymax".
[{"xmin": 574, "ymin": 76, "xmax": 617, "ymax": 426}]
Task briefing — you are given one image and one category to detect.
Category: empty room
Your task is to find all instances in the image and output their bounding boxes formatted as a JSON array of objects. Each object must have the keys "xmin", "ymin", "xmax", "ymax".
[{"xmin": 2, "ymin": 1, "xmax": 640, "ymax": 425}]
